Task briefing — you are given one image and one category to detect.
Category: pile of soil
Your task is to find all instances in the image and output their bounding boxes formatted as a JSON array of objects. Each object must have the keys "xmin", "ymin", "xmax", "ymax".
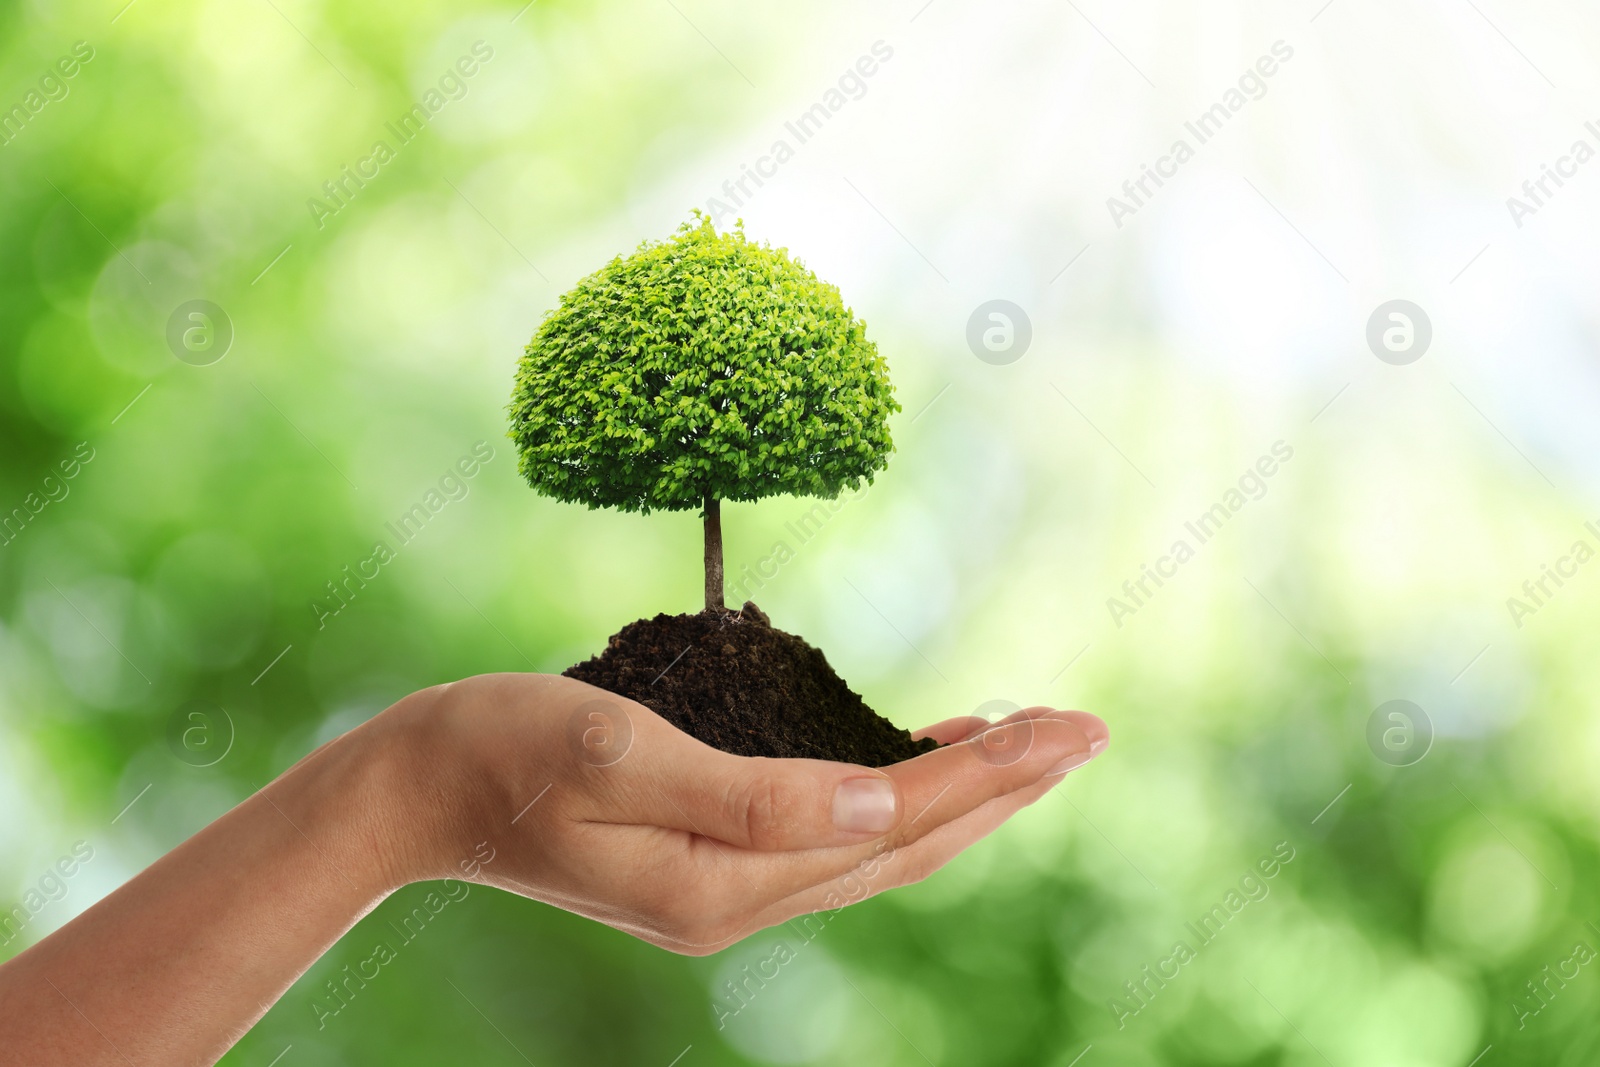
[{"xmin": 564, "ymin": 603, "xmax": 938, "ymax": 767}]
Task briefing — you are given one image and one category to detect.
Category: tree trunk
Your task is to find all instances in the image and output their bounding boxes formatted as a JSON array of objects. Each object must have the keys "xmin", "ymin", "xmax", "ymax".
[{"xmin": 703, "ymin": 495, "xmax": 725, "ymax": 613}]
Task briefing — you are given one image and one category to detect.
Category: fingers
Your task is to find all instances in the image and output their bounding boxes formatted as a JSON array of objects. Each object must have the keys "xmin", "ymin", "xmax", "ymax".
[
  {"xmin": 910, "ymin": 715, "xmax": 989, "ymax": 744},
  {"xmin": 678, "ymin": 753, "xmax": 903, "ymax": 851},
  {"xmin": 974, "ymin": 707, "xmax": 1108, "ymax": 765},
  {"xmin": 634, "ymin": 709, "xmax": 1028, "ymax": 851},
  {"xmin": 645, "ymin": 708, "xmax": 1100, "ymax": 859},
  {"xmin": 879, "ymin": 709, "xmax": 1102, "ymax": 852},
  {"xmin": 676, "ymin": 709, "xmax": 1106, "ymax": 903},
  {"xmin": 636, "ymin": 764, "xmax": 1088, "ymax": 953},
  {"xmin": 681, "ymin": 764, "xmax": 1087, "ymax": 953},
  {"xmin": 565, "ymin": 685, "xmax": 1104, "ymax": 870},
  {"xmin": 550, "ymin": 697, "xmax": 1109, "ymax": 954},
  {"xmin": 563, "ymin": 696, "xmax": 907, "ymax": 852}
]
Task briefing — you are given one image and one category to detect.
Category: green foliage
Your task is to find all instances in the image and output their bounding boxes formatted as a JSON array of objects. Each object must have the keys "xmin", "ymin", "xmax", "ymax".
[
  {"xmin": 11, "ymin": 5, "xmax": 1600, "ymax": 1065},
  {"xmin": 508, "ymin": 214, "xmax": 898, "ymax": 513}
]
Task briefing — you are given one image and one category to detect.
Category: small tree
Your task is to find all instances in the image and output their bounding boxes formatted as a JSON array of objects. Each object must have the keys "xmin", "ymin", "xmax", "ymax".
[{"xmin": 509, "ymin": 214, "xmax": 898, "ymax": 612}]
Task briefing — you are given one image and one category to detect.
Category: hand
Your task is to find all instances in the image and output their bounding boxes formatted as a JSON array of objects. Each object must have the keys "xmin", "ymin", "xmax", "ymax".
[
  {"xmin": 0, "ymin": 671, "xmax": 1108, "ymax": 1066},
  {"xmin": 373, "ymin": 673, "xmax": 1109, "ymax": 955}
]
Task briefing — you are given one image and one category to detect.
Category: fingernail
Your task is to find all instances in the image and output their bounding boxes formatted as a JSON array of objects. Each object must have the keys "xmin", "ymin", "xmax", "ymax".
[
  {"xmin": 1089, "ymin": 737, "xmax": 1109, "ymax": 756},
  {"xmin": 833, "ymin": 777, "xmax": 898, "ymax": 833},
  {"xmin": 1045, "ymin": 751, "xmax": 1092, "ymax": 777}
]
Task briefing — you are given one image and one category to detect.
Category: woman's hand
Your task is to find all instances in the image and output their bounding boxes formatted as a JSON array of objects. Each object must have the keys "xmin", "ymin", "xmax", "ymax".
[
  {"xmin": 0, "ymin": 672, "xmax": 1106, "ymax": 1066},
  {"xmin": 373, "ymin": 673, "xmax": 1109, "ymax": 954}
]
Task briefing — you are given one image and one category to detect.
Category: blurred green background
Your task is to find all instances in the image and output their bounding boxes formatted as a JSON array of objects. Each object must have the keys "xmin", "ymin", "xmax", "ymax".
[{"xmin": 5, "ymin": 0, "xmax": 1600, "ymax": 1063}]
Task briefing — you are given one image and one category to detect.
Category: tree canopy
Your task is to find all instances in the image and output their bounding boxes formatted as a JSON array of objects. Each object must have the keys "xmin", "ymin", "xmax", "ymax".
[{"xmin": 508, "ymin": 214, "xmax": 898, "ymax": 514}]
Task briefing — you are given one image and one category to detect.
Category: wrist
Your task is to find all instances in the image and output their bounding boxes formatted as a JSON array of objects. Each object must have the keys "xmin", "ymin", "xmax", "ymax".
[
  {"xmin": 271, "ymin": 694, "xmax": 445, "ymax": 897},
  {"xmin": 348, "ymin": 683, "xmax": 477, "ymax": 889}
]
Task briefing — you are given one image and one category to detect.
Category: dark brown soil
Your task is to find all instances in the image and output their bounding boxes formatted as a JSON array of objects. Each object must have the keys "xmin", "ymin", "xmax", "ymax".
[{"xmin": 563, "ymin": 603, "xmax": 938, "ymax": 767}]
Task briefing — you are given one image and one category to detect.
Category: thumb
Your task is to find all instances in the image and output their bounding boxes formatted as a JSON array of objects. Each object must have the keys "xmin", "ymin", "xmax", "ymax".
[{"xmin": 651, "ymin": 754, "xmax": 904, "ymax": 852}]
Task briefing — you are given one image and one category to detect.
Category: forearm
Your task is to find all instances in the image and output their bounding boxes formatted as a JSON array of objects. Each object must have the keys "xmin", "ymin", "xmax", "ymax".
[{"xmin": 0, "ymin": 721, "xmax": 411, "ymax": 1066}]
